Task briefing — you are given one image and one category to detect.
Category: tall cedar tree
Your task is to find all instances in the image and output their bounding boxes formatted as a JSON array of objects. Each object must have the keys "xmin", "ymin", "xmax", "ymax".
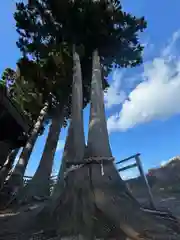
[{"xmin": 14, "ymin": 0, "xmax": 147, "ymax": 110}]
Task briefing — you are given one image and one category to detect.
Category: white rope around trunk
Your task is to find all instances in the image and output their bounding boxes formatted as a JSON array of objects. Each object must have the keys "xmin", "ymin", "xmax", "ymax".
[{"xmin": 64, "ymin": 156, "xmax": 114, "ymax": 179}]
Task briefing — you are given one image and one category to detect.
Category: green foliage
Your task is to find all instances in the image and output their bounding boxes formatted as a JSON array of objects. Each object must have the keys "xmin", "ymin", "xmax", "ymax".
[
  {"xmin": 1, "ymin": 67, "xmax": 43, "ymax": 123},
  {"xmin": 16, "ymin": 54, "xmax": 73, "ymax": 124},
  {"xmin": 0, "ymin": 68, "xmax": 13, "ymax": 91},
  {"xmin": 0, "ymin": 80, "xmax": 6, "ymax": 88},
  {"xmin": 14, "ymin": 0, "xmax": 146, "ymax": 67},
  {"xmin": 13, "ymin": 0, "xmax": 147, "ymax": 123}
]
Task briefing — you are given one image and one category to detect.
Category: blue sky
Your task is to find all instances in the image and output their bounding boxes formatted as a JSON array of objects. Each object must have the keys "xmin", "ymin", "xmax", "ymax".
[{"xmin": 1, "ymin": 1, "xmax": 180, "ymax": 179}]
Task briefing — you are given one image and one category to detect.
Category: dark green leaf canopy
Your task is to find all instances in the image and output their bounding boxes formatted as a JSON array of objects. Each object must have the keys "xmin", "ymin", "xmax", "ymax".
[{"xmin": 12, "ymin": 0, "xmax": 146, "ymax": 122}]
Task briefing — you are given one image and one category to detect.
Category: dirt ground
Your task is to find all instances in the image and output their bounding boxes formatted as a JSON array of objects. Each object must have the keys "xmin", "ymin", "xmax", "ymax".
[
  {"xmin": 0, "ymin": 194, "xmax": 179, "ymax": 239},
  {"xmin": 0, "ymin": 181, "xmax": 180, "ymax": 239},
  {"xmin": 128, "ymin": 180, "xmax": 180, "ymax": 218}
]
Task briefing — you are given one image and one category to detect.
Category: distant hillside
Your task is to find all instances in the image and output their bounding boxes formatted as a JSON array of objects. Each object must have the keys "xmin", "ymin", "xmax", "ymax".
[
  {"xmin": 126, "ymin": 156, "xmax": 180, "ymax": 198},
  {"xmin": 148, "ymin": 156, "xmax": 180, "ymax": 183}
]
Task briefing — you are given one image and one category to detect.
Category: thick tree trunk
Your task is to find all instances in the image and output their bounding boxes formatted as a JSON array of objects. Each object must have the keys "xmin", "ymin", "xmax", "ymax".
[
  {"xmin": 51, "ymin": 124, "xmax": 72, "ymax": 199},
  {"xmin": 0, "ymin": 148, "xmax": 19, "ymax": 189},
  {"xmin": 52, "ymin": 45, "xmax": 85, "ymax": 200},
  {"xmin": 18, "ymin": 106, "xmax": 64, "ymax": 202},
  {"xmin": 87, "ymin": 51, "xmax": 112, "ymax": 158},
  {"xmin": 6, "ymin": 102, "xmax": 49, "ymax": 191},
  {"xmin": 87, "ymin": 50, "xmax": 179, "ymax": 239},
  {"xmin": 27, "ymin": 46, "xmax": 87, "ymax": 233}
]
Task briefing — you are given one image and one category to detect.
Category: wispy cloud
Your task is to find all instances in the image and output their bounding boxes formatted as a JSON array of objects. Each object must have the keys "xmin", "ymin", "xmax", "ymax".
[
  {"xmin": 162, "ymin": 30, "xmax": 180, "ymax": 58},
  {"xmin": 57, "ymin": 140, "xmax": 65, "ymax": 151},
  {"xmin": 104, "ymin": 70, "xmax": 126, "ymax": 108},
  {"xmin": 107, "ymin": 29, "xmax": 180, "ymax": 133}
]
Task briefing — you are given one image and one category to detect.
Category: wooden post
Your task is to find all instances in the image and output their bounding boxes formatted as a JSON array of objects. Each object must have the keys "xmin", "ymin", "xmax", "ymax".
[{"xmin": 135, "ymin": 154, "xmax": 156, "ymax": 209}]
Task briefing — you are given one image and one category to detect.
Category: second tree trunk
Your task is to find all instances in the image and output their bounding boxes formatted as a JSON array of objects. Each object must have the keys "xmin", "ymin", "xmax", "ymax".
[
  {"xmin": 18, "ymin": 106, "xmax": 64, "ymax": 202},
  {"xmin": 0, "ymin": 148, "xmax": 19, "ymax": 189},
  {"xmin": 6, "ymin": 102, "xmax": 49, "ymax": 191}
]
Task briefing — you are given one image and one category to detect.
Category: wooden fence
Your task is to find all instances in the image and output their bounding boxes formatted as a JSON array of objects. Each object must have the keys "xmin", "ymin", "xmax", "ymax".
[{"xmin": 116, "ymin": 153, "xmax": 155, "ymax": 209}]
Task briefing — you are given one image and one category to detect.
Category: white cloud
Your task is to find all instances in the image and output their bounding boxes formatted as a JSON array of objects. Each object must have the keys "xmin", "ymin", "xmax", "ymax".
[
  {"xmin": 57, "ymin": 140, "xmax": 65, "ymax": 151},
  {"xmin": 162, "ymin": 30, "xmax": 180, "ymax": 58},
  {"xmin": 107, "ymin": 29, "xmax": 180, "ymax": 133},
  {"xmin": 104, "ymin": 70, "xmax": 126, "ymax": 108}
]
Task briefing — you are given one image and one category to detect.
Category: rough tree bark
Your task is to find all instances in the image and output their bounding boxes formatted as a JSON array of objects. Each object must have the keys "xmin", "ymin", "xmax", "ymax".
[
  {"xmin": 52, "ymin": 45, "xmax": 85, "ymax": 199},
  {"xmin": 24, "ymin": 46, "xmax": 88, "ymax": 237},
  {"xmin": 87, "ymin": 50, "xmax": 179, "ymax": 239},
  {"xmin": 51, "ymin": 123, "xmax": 73, "ymax": 200},
  {"xmin": 6, "ymin": 102, "xmax": 49, "ymax": 191},
  {"xmin": 17, "ymin": 106, "xmax": 64, "ymax": 202}
]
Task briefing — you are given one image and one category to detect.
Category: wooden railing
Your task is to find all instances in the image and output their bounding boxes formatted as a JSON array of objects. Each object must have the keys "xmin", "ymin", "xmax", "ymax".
[{"xmin": 116, "ymin": 153, "xmax": 155, "ymax": 209}]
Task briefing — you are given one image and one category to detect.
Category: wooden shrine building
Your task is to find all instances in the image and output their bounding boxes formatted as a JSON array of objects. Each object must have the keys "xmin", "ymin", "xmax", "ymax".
[{"xmin": 0, "ymin": 86, "xmax": 31, "ymax": 166}]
